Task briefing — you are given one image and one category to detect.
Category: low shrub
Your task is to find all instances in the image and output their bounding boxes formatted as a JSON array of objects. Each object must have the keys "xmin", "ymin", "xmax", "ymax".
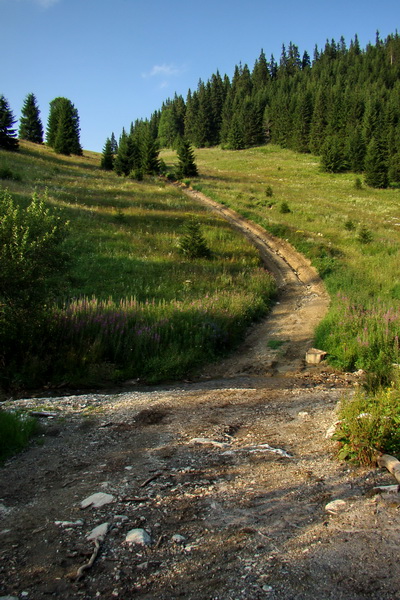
[{"xmin": 333, "ymin": 387, "xmax": 400, "ymax": 464}]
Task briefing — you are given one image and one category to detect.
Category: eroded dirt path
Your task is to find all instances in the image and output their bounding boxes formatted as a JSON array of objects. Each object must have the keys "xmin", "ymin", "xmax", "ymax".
[{"xmin": 1, "ymin": 193, "xmax": 399, "ymax": 600}]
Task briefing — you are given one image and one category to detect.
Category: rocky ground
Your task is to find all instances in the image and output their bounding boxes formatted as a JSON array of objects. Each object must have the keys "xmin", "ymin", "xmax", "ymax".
[{"xmin": 1, "ymin": 194, "xmax": 399, "ymax": 600}]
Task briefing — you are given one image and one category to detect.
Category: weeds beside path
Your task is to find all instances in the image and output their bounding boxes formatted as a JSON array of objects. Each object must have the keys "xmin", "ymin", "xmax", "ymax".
[{"xmin": 177, "ymin": 183, "xmax": 330, "ymax": 379}]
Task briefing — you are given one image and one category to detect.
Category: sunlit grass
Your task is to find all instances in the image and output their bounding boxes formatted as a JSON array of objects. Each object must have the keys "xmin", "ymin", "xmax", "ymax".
[
  {"xmin": 0, "ymin": 142, "xmax": 276, "ymax": 386},
  {"xmin": 162, "ymin": 144, "xmax": 400, "ymax": 382}
]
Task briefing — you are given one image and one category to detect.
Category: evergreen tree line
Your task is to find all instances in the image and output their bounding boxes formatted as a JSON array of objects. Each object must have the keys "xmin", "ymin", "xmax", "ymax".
[
  {"xmin": 102, "ymin": 119, "xmax": 197, "ymax": 179},
  {"xmin": 109, "ymin": 31, "xmax": 400, "ymax": 188},
  {"xmin": 0, "ymin": 93, "xmax": 82, "ymax": 156}
]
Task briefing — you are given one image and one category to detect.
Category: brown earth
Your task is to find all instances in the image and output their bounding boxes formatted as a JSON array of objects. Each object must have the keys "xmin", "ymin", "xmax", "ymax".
[{"xmin": 0, "ymin": 191, "xmax": 399, "ymax": 600}]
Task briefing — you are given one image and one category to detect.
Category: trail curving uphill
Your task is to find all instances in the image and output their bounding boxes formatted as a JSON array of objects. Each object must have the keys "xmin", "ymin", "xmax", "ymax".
[
  {"xmin": 179, "ymin": 184, "xmax": 330, "ymax": 379},
  {"xmin": 1, "ymin": 189, "xmax": 399, "ymax": 600}
]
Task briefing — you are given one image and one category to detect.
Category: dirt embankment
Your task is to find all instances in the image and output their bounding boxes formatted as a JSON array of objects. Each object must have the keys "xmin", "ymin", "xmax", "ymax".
[{"xmin": 0, "ymin": 192, "xmax": 399, "ymax": 600}]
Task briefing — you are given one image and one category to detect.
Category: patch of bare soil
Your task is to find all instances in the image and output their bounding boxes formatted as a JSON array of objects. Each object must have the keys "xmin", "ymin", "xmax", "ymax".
[{"xmin": 1, "ymin": 194, "xmax": 399, "ymax": 600}]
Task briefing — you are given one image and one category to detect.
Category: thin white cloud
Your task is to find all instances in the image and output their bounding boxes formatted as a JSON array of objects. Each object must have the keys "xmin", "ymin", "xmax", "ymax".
[{"xmin": 142, "ymin": 63, "xmax": 185, "ymax": 79}]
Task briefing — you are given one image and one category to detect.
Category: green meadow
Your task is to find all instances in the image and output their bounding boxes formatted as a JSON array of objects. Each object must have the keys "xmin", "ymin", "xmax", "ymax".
[
  {"xmin": 0, "ymin": 141, "xmax": 275, "ymax": 388},
  {"xmin": 163, "ymin": 145, "xmax": 400, "ymax": 387}
]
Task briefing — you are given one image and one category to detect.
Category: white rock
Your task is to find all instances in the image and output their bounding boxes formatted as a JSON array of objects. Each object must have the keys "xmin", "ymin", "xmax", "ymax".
[
  {"xmin": 55, "ymin": 520, "xmax": 84, "ymax": 527},
  {"xmin": 325, "ymin": 421, "xmax": 341, "ymax": 439},
  {"xmin": 125, "ymin": 528, "xmax": 152, "ymax": 546},
  {"xmin": 81, "ymin": 492, "xmax": 115, "ymax": 509},
  {"xmin": 325, "ymin": 499, "xmax": 347, "ymax": 514},
  {"xmin": 172, "ymin": 534, "xmax": 186, "ymax": 544},
  {"xmin": 298, "ymin": 411, "xmax": 310, "ymax": 419},
  {"xmin": 87, "ymin": 522, "xmax": 109, "ymax": 541}
]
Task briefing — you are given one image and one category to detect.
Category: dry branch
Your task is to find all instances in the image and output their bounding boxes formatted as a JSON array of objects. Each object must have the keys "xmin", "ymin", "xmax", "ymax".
[{"xmin": 75, "ymin": 540, "xmax": 101, "ymax": 581}]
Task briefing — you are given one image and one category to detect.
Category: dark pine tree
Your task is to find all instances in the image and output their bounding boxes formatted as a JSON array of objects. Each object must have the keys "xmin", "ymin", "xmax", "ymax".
[
  {"xmin": 364, "ymin": 137, "xmax": 389, "ymax": 188},
  {"xmin": 228, "ymin": 113, "xmax": 245, "ymax": 149},
  {"xmin": 47, "ymin": 97, "xmax": 82, "ymax": 155},
  {"xmin": 140, "ymin": 125, "xmax": 160, "ymax": 174},
  {"xmin": 19, "ymin": 93, "xmax": 43, "ymax": 143},
  {"xmin": 110, "ymin": 132, "xmax": 118, "ymax": 154},
  {"xmin": 177, "ymin": 138, "xmax": 198, "ymax": 177},
  {"xmin": 114, "ymin": 129, "xmax": 136, "ymax": 176},
  {"xmin": 0, "ymin": 95, "xmax": 19, "ymax": 151},
  {"xmin": 101, "ymin": 138, "xmax": 114, "ymax": 170}
]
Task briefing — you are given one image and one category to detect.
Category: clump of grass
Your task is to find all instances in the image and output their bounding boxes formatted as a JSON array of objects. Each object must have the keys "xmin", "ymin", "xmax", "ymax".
[
  {"xmin": 0, "ymin": 410, "xmax": 38, "ymax": 462},
  {"xmin": 333, "ymin": 387, "xmax": 400, "ymax": 464},
  {"xmin": 315, "ymin": 293, "xmax": 400, "ymax": 387},
  {"xmin": 267, "ymin": 339, "xmax": 287, "ymax": 349}
]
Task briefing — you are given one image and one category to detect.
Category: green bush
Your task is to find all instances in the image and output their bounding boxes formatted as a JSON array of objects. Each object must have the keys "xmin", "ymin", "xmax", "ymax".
[
  {"xmin": 0, "ymin": 167, "xmax": 21, "ymax": 181},
  {"xmin": 333, "ymin": 387, "xmax": 400, "ymax": 464},
  {"xmin": 279, "ymin": 201, "xmax": 291, "ymax": 214},
  {"xmin": 265, "ymin": 185, "xmax": 273, "ymax": 197},
  {"xmin": 0, "ymin": 189, "xmax": 70, "ymax": 387}
]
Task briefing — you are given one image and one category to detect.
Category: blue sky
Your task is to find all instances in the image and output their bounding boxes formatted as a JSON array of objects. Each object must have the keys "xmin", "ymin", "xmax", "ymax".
[{"xmin": 1, "ymin": 0, "xmax": 399, "ymax": 152}]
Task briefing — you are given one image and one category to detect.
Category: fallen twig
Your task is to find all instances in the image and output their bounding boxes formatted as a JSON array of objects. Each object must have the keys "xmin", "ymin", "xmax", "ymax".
[
  {"xmin": 121, "ymin": 496, "xmax": 152, "ymax": 502},
  {"xmin": 75, "ymin": 539, "xmax": 101, "ymax": 581},
  {"xmin": 140, "ymin": 472, "xmax": 162, "ymax": 488}
]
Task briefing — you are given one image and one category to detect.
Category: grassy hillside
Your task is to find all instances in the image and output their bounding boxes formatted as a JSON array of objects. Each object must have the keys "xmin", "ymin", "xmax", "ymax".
[
  {"xmin": 0, "ymin": 142, "xmax": 275, "ymax": 388},
  {"xmin": 163, "ymin": 145, "xmax": 400, "ymax": 386}
]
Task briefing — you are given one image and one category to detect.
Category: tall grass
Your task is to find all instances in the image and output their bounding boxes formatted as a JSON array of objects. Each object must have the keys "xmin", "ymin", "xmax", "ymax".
[
  {"xmin": 0, "ymin": 142, "xmax": 276, "ymax": 387},
  {"xmin": 161, "ymin": 145, "xmax": 400, "ymax": 384},
  {"xmin": 0, "ymin": 411, "xmax": 38, "ymax": 462}
]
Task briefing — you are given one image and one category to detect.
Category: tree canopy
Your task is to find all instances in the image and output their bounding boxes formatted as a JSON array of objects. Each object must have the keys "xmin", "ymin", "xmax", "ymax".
[
  {"xmin": 19, "ymin": 93, "xmax": 43, "ymax": 144},
  {"xmin": 46, "ymin": 97, "xmax": 82, "ymax": 156},
  {"xmin": 0, "ymin": 95, "xmax": 19, "ymax": 151}
]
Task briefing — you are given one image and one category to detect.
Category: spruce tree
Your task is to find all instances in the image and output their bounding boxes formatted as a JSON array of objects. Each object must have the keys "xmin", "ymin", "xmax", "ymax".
[
  {"xmin": 110, "ymin": 132, "xmax": 118, "ymax": 154},
  {"xmin": 46, "ymin": 97, "xmax": 82, "ymax": 155},
  {"xmin": 179, "ymin": 219, "xmax": 211, "ymax": 259},
  {"xmin": 101, "ymin": 138, "xmax": 114, "ymax": 170},
  {"xmin": 364, "ymin": 137, "xmax": 389, "ymax": 188},
  {"xmin": 177, "ymin": 138, "xmax": 198, "ymax": 177},
  {"xmin": 228, "ymin": 113, "xmax": 245, "ymax": 149},
  {"xmin": 320, "ymin": 135, "xmax": 348, "ymax": 172},
  {"xmin": 114, "ymin": 129, "xmax": 136, "ymax": 176},
  {"xmin": 140, "ymin": 125, "xmax": 160, "ymax": 175},
  {"xmin": 19, "ymin": 93, "xmax": 43, "ymax": 144},
  {"xmin": 0, "ymin": 95, "xmax": 19, "ymax": 151}
]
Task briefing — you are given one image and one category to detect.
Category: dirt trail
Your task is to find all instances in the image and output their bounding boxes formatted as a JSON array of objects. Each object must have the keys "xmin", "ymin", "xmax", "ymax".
[{"xmin": 0, "ymin": 192, "xmax": 399, "ymax": 600}]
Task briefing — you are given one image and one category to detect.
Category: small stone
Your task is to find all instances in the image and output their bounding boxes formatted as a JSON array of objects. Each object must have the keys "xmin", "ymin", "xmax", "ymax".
[
  {"xmin": 125, "ymin": 528, "xmax": 152, "ymax": 546},
  {"xmin": 325, "ymin": 499, "xmax": 347, "ymax": 514},
  {"xmin": 87, "ymin": 522, "xmax": 109, "ymax": 541},
  {"xmin": 81, "ymin": 492, "xmax": 115, "ymax": 509},
  {"xmin": 55, "ymin": 520, "xmax": 84, "ymax": 528},
  {"xmin": 298, "ymin": 411, "xmax": 309, "ymax": 419},
  {"xmin": 172, "ymin": 534, "xmax": 186, "ymax": 544},
  {"xmin": 305, "ymin": 348, "xmax": 327, "ymax": 365}
]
